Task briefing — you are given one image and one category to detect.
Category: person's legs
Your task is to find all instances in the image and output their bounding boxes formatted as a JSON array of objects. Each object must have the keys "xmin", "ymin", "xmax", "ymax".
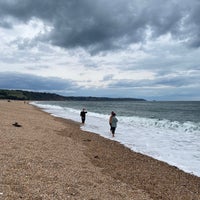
[
  {"xmin": 82, "ymin": 117, "xmax": 85, "ymax": 123},
  {"xmin": 111, "ymin": 127, "xmax": 116, "ymax": 137}
]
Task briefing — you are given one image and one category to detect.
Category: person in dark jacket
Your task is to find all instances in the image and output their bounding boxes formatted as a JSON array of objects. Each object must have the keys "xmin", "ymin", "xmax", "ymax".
[{"xmin": 80, "ymin": 108, "xmax": 87, "ymax": 124}]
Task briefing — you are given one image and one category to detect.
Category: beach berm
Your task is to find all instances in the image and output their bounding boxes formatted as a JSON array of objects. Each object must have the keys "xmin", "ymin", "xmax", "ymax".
[{"xmin": 0, "ymin": 100, "xmax": 199, "ymax": 199}]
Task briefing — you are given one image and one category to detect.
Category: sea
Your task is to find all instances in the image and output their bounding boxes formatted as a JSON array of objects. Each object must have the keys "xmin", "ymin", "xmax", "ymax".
[{"xmin": 31, "ymin": 100, "xmax": 200, "ymax": 177}]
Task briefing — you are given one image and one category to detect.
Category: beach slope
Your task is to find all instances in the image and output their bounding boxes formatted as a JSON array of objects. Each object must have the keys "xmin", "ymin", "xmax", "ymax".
[{"xmin": 0, "ymin": 100, "xmax": 199, "ymax": 199}]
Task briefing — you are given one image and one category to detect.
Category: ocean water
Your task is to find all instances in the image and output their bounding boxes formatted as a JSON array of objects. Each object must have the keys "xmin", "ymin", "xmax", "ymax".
[{"xmin": 31, "ymin": 101, "xmax": 200, "ymax": 177}]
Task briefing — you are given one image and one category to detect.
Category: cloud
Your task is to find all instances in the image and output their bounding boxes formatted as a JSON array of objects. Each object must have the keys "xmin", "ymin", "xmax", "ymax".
[
  {"xmin": 0, "ymin": 0, "xmax": 200, "ymax": 100},
  {"xmin": 102, "ymin": 74, "xmax": 114, "ymax": 81},
  {"xmin": 0, "ymin": 72, "xmax": 79, "ymax": 93},
  {"xmin": 1, "ymin": 0, "xmax": 200, "ymax": 54},
  {"xmin": 108, "ymin": 69, "xmax": 200, "ymax": 89}
]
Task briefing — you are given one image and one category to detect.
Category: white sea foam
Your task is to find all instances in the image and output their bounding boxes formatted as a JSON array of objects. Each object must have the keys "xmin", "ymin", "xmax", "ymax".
[{"xmin": 31, "ymin": 102, "xmax": 200, "ymax": 177}]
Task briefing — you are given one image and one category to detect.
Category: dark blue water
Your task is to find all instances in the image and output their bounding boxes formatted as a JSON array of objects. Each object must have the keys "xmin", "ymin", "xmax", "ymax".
[{"xmin": 49, "ymin": 100, "xmax": 200, "ymax": 123}]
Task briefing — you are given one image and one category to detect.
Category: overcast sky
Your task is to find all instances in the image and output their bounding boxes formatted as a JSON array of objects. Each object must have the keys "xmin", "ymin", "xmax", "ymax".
[{"xmin": 0, "ymin": 0, "xmax": 200, "ymax": 100}]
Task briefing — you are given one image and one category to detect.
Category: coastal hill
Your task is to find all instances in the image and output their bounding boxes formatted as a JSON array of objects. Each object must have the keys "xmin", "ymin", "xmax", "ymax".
[{"xmin": 0, "ymin": 89, "xmax": 146, "ymax": 101}]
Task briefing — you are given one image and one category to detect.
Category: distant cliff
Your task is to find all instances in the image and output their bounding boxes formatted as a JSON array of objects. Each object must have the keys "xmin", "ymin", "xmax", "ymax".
[
  {"xmin": 0, "ymin": 89, "xmax": 146, "ymax": 101},
  {"xmin": 0, "ymin": 90, "xmax": 66, "ymax": 101}
]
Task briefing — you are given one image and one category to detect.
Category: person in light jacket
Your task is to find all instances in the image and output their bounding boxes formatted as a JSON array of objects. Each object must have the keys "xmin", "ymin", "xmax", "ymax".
[{"xmin": 110, "ymin": 112, "xmax": 118, "ymax": 137}]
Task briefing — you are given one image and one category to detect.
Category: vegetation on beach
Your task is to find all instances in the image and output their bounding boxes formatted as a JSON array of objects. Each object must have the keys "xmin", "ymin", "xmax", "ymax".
[
  {"xmin": 0, "ymin": 89, "xmax": 146, "ymax": 101},
  {"xmin": 0, "ymin": 89, "xmax": 67, "ymax": 101}
]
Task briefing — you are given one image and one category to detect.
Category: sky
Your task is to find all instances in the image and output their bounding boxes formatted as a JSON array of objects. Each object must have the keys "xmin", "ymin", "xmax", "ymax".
[{"xmin": 0, "ymin": 0, "xmax": 200, "ymax": 101}]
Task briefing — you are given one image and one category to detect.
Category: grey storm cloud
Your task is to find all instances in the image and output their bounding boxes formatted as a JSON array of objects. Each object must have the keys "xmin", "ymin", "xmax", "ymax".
[
  {"xmin": 103, "ymin": 74, "xmax": 114, "ymax": 81},
  {"xmin": 1, "ymin": 0, "xmax": 200, "ymax": 53},
  {"xmin": 0, "ymin": 72, "xmax": 78, "ymax": 91},
  {"xmin": 108, "ymin": 71, "xmax": 200, "ymax": 89}
]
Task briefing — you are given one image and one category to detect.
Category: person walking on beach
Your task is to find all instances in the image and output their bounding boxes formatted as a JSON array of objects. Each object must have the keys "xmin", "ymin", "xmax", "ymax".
[
  {"xmin": 109, "ymin": 111, "xmax": 115, "ymax": 131},
  {"xmin": 80, "ymin": 108, "xmax": 87, "ymax": 124},
  {"xmin": 109, "ymin": 111, "xmax": 118, "ymax": 137}
]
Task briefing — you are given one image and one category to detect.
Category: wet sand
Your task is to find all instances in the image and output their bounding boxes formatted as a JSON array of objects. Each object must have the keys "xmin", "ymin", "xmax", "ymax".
[{"xmin": 0, "ymin": 100, "xmax": 199, "ymax": 199}]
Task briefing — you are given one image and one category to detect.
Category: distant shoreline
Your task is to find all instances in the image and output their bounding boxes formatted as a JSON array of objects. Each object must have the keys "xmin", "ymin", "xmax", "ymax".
[{"xmin": 0, "ymin": 89, "xmax": 146, "ymax": 101}]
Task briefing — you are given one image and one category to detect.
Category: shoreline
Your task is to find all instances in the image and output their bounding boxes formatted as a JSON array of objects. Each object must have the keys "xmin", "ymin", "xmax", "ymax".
[
  {"xmin": 1, "ymin": 100, "xmax": 200, "ymax": 199},
  {"xmin": 55, "ymin": 116, "xmax": 200, "ymax": 200},
  {"xmin": 32, "ymin": 100, "xmax": 200, "ymax": 178}
]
